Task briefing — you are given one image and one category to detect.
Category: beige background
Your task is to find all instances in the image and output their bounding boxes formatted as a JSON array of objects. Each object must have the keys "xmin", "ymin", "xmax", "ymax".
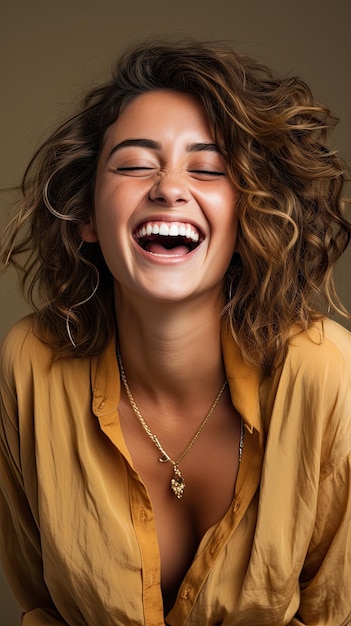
[{"xmin": 1, "ymin": 0, "xmax": 350, "ymax": 622}]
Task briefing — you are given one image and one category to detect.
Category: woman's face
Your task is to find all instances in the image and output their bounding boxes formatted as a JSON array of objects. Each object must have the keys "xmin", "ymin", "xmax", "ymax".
[{"xmin": 91, "ymin": 89, "xmax": 238, "ymax": 307}]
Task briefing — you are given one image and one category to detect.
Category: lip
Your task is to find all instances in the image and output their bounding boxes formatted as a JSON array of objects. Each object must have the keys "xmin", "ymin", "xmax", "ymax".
[
  {"xmin": 131, "ymin": 215, "xmax": 205, "ymax": 264},
  {"xmin": 131, "ymin": 221, "xmax": 204, "ymax": 265}
]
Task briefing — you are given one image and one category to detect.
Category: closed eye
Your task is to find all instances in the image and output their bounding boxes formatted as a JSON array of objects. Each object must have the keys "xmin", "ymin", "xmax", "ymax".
[
  {"xmin": 113, "ymin": 166, "xmax": 156, "ymax": 176},
  {"xmin": 115, "ymin": 166, "xmax": 154, "ymax": 171},
  {"xmin": 190, "ymin": 169, "xmax": 225, "ymax": 175},
  {"xmin": 117, "ymin": 167, "xmax": 225, "ymax": 174},
  {"xmin": 189, "ymin": 169, "xmax": 226, "ymax": 180}
]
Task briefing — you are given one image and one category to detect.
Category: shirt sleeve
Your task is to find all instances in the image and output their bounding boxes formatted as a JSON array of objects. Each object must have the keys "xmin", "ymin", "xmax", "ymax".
[
  {"xmin": 289, "ymin": 328, "xmax": 351, "ymax": 626},
  {"xmin": 291, "ymin": 454, "xmax": 351, "ymax": 626},
  {"xmin": 0, "ymin": 326, "xmax": 67, "ymax": 625}
]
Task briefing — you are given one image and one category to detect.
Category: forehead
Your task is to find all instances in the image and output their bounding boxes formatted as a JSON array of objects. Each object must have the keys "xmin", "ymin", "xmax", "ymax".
[{"xmin": 105, "ymin": 89, "xmax": 215, "ymax": 144}]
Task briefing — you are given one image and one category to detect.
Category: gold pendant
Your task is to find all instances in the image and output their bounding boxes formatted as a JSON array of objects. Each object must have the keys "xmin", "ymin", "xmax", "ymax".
[{"xmin": 171, "ymin": 465, "xmax": 185, "ymax": 499}]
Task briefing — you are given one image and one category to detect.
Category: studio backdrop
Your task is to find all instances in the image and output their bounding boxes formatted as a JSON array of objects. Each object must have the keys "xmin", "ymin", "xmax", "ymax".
[{"xmin": 1, "ymin": 1, "xmax": 350, "ymax": 623}]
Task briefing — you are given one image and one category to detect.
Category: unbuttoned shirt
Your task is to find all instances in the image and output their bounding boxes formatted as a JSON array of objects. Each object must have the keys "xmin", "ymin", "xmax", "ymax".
[{"xmin": 0, "ymin": 316, "xmax": 350, "ymax": 625}]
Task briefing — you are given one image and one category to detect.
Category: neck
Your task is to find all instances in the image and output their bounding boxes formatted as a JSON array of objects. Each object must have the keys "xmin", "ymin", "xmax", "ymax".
[{"xmin": 115, "ymin": 288, "xmax": 226, "ymax": 407}]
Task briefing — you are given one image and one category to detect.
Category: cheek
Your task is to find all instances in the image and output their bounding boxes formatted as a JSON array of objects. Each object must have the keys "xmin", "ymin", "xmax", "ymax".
[
  {"xmin": 94, "ymin": 188, "xmax": 123, "ymax": 237},
  {"xmin": 216, "ymin": 199, "xmax": 239, "ymax": 263},
  {"xmin": 214, "ymin": 190, "xmax": 238, "ymax": 236},
  {"xmin": 225, "ymin": 188, "xmax": 238, "ymax": 229}
]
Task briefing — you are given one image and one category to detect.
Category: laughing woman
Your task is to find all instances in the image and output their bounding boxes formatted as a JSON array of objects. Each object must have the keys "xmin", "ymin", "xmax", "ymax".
[{"xmin": 0, "ymin": 40, "xmax": 351, "ymax": 626}]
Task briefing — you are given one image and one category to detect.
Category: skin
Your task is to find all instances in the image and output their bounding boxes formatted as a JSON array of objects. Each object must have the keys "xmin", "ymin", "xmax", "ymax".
[
  {"xmin": 84, "ymin": 90, "xmax": 242, "ymax": 612},
  {"xmin": 85, "ymin": 89, "xmax": 238, "ymax": 399},
  {"xmin": 90, "ymin": 89, "xmax": 238, "ymax": 305}
]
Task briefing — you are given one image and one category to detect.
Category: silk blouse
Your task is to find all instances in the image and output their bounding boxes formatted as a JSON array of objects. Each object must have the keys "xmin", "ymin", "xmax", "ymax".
[{"xmin": 0, "ymin": 315, "xmax": 350, "ymax": 625}]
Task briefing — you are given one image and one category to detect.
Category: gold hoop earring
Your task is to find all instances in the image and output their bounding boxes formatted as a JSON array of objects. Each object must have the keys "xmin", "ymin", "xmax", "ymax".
[
  {"xmin": 225, "ymin": 270, "xmax": 235, "ymax": 303},
  {"xmin": 66, "ymin": 266, "xmax": 100, "ymax": 348}
]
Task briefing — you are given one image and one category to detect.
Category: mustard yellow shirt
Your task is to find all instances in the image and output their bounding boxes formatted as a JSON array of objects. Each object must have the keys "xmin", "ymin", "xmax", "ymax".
[{"xmin": 0, "ymin": 315, "xmax": 350, "ymax": 625}]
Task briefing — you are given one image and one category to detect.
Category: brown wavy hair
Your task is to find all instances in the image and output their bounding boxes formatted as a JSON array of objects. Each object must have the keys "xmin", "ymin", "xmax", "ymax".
[{"xmin": 1, "ymin": 39, "xmax": 350, "ymax": 373}]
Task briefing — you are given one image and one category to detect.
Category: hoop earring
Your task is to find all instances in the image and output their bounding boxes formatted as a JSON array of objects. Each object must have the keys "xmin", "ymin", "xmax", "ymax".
[
  {"xmin": 66, "ymin": 266, "xmax": 100, "ymax": 348},
  {"xmin": 225, "ymin": 271, "xmax": 234, "ymax": 304},
  {"xmin": 228, "ymin": 279, "xmax": 233, "ymax": 303}
]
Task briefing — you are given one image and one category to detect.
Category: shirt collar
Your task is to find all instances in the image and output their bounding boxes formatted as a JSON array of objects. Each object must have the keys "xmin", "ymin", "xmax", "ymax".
[
  {"xmin": 91, "ymin": 335, "xmax": 120, "ymax": 423},
  {"xmin": 91, "ymin": 326, "xmax": 263, "ymax": 434},
  {"xmin": 221, "ymin": 324, "xmax": 262, "ymax": 434}
]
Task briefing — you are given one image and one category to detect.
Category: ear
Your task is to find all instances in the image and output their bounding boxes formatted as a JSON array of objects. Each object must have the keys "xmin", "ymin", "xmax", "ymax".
[{"xmin": 80, "ymin": 223, "xmax": 99, "ymax": 243}]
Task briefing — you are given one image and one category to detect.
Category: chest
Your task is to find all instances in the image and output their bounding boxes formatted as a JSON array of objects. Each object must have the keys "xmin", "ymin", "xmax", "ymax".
[{"xmin": 119, "ymin": 398, "xmax": 243, "ymax": 609}]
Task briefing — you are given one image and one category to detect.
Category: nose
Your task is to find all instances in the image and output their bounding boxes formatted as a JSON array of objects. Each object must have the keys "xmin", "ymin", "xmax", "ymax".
[{"xmin": 149, "ymin": 169, "xmax": 191, "ymax": 206}]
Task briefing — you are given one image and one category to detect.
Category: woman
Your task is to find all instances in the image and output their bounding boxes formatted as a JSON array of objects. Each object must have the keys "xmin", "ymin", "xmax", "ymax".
[{"xmin": 0, "ymin": 40, "xmax": 350, "ymax": 625}]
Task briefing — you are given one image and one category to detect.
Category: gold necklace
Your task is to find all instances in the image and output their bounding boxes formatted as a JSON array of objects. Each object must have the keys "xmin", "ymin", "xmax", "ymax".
[{"xmin": 117, "ymin": 345, "xmax": 227, "ymax": 499}]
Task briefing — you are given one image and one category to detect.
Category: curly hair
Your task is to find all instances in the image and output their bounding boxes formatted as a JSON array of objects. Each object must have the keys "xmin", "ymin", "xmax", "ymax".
[{"xmin": 1, "ymin": 39, "xmax": 350, "ymax": 373}]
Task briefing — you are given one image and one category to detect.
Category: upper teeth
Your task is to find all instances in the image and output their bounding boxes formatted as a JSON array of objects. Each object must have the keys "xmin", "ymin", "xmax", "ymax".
[{"xmin": 135, "ymin": 222, "xmax": 200, "ymax": 243}]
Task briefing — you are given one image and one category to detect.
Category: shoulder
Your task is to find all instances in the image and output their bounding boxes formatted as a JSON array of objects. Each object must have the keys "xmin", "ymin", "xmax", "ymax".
[
  {"xmin": 283, "ymin": 320, "xmax": 351, "ymax": 472},
  {"xmin": 0, "ymin": 315, "xmax": 97, "ymax": 385},
  {"xmin": 0, "ymin": 316, "xmax": 96, "ymax": 430},
  {"xmin": 1, "ymin": 314, "xmax": 38, "ymax": 350},
  {"xmin": 0, "ymin": 317, "xmax": 51, "ymax": 407},
  {"xmin": 286, "ymin": 318, "xmax": 351, "ymax": 382},
  {"xmin": 282, "ymin": 319, "xmax": 351, "ymax": 406},
  {"xmin": 263, "ymin": 319, "xmax": 351, "ymax": 418},
  {"xmin": 0, "ymin": 315, "xmax": 53, "ymax": 376}
]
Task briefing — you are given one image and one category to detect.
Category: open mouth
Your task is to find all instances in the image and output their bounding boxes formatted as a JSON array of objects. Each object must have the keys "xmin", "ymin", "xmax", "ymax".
[{"xmin": 134, "ymin": 221, "xmax": 204, "ymax": 256}]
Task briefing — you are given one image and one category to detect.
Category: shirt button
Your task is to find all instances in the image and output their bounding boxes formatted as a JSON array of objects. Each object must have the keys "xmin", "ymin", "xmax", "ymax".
[
  {"xmin": 234, "ymin": 498, "xmax": 241, "ymax": 513},
  {"xmin": 139, "ymin": 508, "xmax": 147, "ymax": 523},
  {"xmin": 181, "ymin": 588, "xmax": 191, "ymax": 600}
]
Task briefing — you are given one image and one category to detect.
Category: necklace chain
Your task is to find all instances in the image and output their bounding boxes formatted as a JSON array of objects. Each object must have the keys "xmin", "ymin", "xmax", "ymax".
[{"xmin": 117, "ymin": 344, "xmax": 227, "ymax": 498}]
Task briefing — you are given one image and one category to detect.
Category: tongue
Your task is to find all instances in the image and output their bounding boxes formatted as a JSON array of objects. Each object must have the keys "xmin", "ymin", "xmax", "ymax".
[{"xmin": 146, "ymin": 242, "xmax": 190, "ymax": 256}]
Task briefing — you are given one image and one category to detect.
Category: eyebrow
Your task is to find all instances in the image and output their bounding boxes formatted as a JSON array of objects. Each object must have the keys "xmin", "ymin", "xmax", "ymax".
[{"xmin": 108, "ymin": 138, "xmax": 221, "ymax": 159}]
